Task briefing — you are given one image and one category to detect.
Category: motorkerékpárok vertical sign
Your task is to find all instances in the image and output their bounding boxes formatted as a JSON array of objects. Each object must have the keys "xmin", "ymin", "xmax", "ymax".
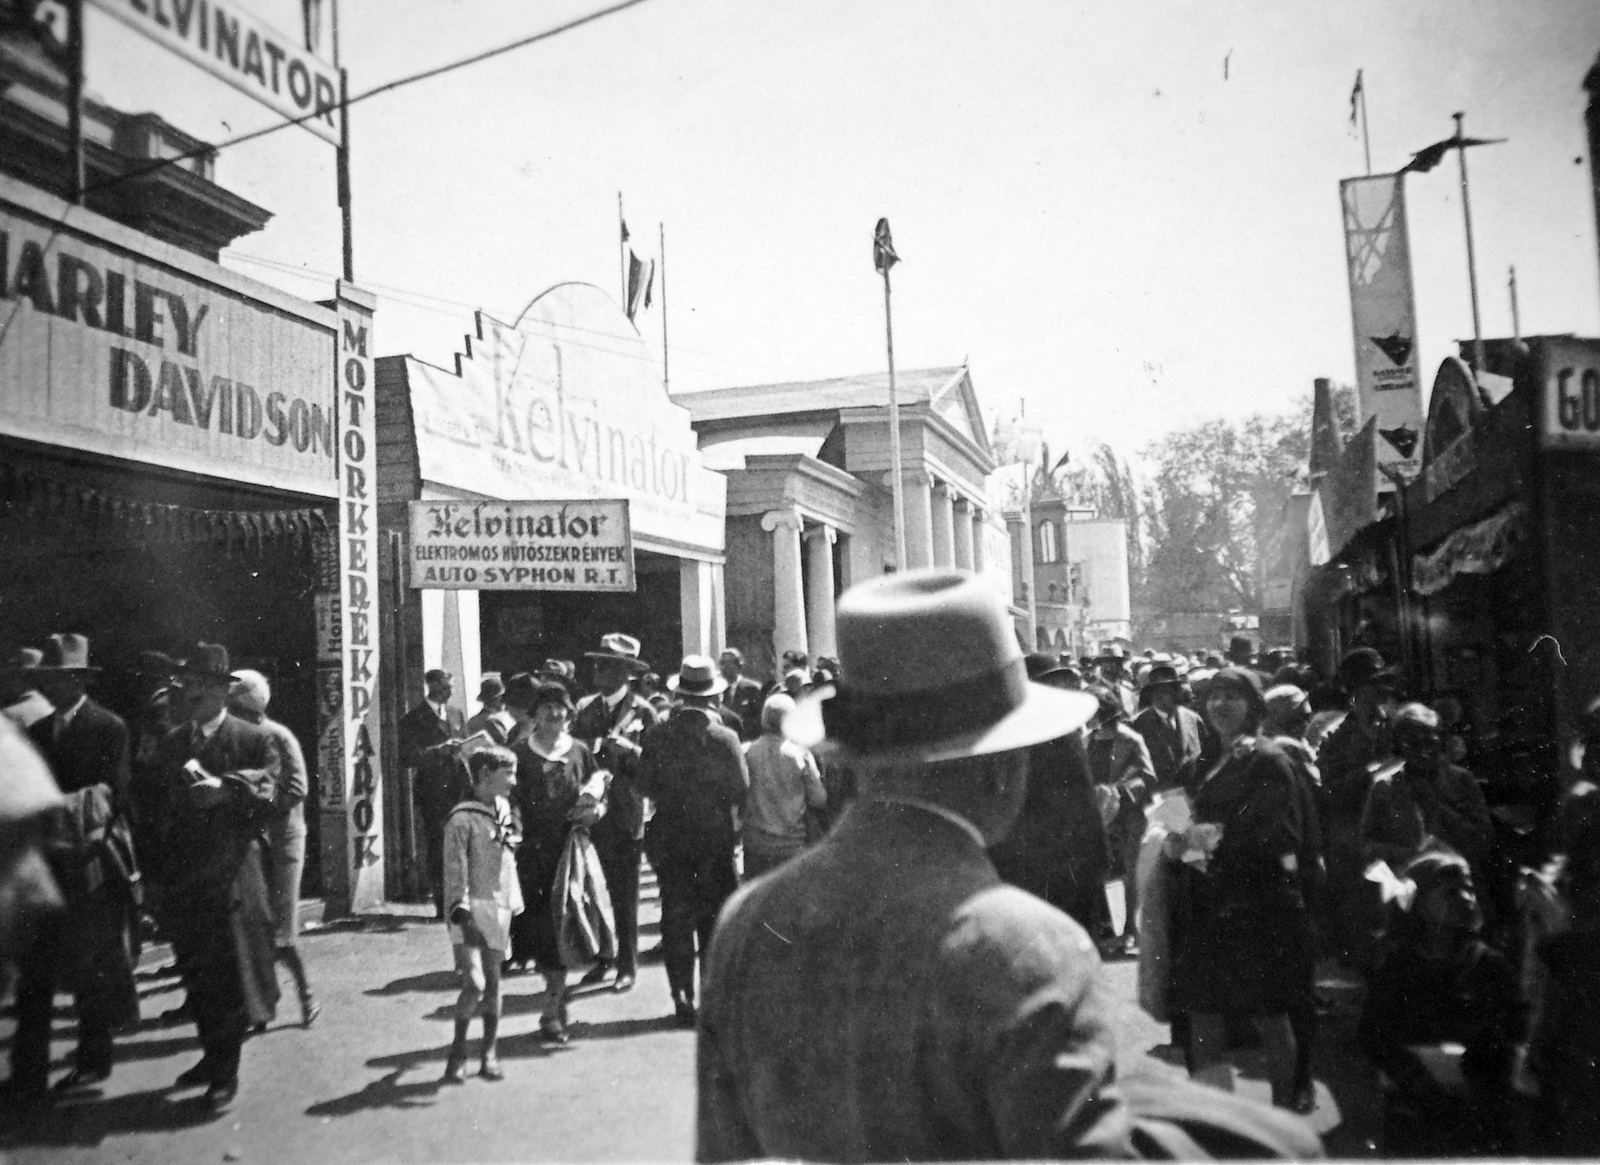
[
  {"xmin": 334, "ymin": 283, "xmax": 382, "ymax": 912},
  {"xmin": 408, "ymin": 499, "xmax": 635, "ymax": 591},
  {"xmin": 1341, "ymin": 173, "xmax": 1425, "ymax": 487}
]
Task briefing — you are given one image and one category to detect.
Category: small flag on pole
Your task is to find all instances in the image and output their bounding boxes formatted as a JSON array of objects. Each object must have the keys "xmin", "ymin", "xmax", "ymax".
[
  {"xmin": 873, "ymin": 218, "xmax": 898, "ymax": 274},
  {"xmin": 626, "ymin": 250, "xmax": 654, "ymax": 321},
  {"xmin": 1349, "ymin": 69, "xmax": 1362, "ymax": 127},
  {"xmin": 621, "ymin": 218, "xmax": 630, "ymax": 245}
]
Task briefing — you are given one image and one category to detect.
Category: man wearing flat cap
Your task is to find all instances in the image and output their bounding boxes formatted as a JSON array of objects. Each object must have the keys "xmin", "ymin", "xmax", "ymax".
[
  {"xmin": 573, "ymin": 633, "xmax": 659, "ymax": 992},
  {"xmin": 152, "ymin": 643, "xmax": 281, "ymax": 1111},
  {"xmin": 9, "ymin": 634, "xmax": 138, "ymax": 1102},
  {"xmin": 697, "ymin": 572, "xmax": 1318, "ymax": 1162}
]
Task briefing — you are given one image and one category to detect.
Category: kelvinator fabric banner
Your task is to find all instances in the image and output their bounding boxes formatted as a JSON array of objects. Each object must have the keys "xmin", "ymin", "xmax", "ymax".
[
  {"xmin": 87, "ymin": 0, "xmax": 341, "ymax": 144},
  {"xmin": 408, "ymin": 498, "xmax": 635, "ymax": 591},
  {"xmin": 1341, "ymin": 173, "xmax": 1425, "ymax": 487}
]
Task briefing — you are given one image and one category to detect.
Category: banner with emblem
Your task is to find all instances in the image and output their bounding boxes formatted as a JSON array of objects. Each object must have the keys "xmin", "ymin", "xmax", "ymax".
[{"xmin": 1341, "ymin": 174, "xmax": 1425, "ymax": 488}]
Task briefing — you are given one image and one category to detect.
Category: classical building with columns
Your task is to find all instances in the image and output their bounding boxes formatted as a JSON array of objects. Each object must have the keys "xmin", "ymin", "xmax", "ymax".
[{"xmin": 678, "ymin": 367, "xmax": 1013, "ymax": 680}]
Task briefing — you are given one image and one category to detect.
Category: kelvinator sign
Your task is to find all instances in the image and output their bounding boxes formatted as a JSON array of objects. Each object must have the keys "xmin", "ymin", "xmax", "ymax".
[
  {"xmin": 408, "ymin": 499, "xmax": 635, "ymax": 591},
  {"xmin": 0, "ymin": 187, "xmax": 337, "ymax": 495},
  {"xmin": 87, "ymin": 0, "xmax": 341, "ymax": 145}
]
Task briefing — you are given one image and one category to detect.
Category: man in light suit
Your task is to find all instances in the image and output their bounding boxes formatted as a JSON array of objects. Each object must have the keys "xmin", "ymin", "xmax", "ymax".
[{"xmin": 1132, "ymin": 664, "xmax": 1210, "ymax": 795}]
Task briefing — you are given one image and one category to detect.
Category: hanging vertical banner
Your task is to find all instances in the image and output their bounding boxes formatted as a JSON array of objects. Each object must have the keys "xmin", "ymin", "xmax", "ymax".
[
  {"xmin": 333, "ymin": 283, "xmax": 383, "ymax": 912},
  {"xmin": 1341, "ymin": 173, "xmax": 1425, "ymax": 488}
]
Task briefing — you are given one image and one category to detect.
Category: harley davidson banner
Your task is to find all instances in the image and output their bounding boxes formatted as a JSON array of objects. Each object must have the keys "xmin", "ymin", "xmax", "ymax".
[{"xmin": 1341, "ymin": 174, "xmax": 1425, "ymax": 487}]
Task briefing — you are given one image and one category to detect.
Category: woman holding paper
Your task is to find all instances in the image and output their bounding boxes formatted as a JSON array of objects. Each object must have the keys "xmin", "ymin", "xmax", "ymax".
[
  {"xmin": 505, "ymin": 681, "xmax": 608, "ymax": 1044},
  {"xmin": 1170, "ymin": 666, "xmax": 1313, "ymax": 1112}
]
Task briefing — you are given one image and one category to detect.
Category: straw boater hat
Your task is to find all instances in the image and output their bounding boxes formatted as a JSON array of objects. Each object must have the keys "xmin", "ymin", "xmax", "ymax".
[
  {"xmin": 668, "ymin": 655, "xmax": 727, "ymax": 698},
  {"xmin": 585, "ymin": 633, "xmax": 649, "ymax": 673},
  {"xmin": 785, "ymin": 570, "xmax": 1095, "ymax": 765},
  {"xmin": 37, "ymin": 634, "xmax": 100, "ymax": 673}
]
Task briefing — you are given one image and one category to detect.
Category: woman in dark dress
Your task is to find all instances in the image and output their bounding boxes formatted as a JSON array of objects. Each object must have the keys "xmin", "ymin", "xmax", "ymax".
[
  {"xmin": 506, "ymin": 681, "xmax": 607, "ymax": 1044},
  {"xmin": 1170, "ymin": 666, "xmax": 1311, "ymax": 1110}
]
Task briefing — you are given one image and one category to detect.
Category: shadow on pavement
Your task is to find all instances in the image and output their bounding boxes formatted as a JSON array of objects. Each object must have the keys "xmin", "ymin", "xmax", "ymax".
[
  {"xmin": 0, "ymin": 1085, "xmax": 227, "ymax": 1148},
  {"xmin": 567, "ymin": 1014, "xmax": 681, "ymax": 1040},
  {"xmin": 365, "ymin": 970, "xmax": 458, "ymax": 996},
  {"xmin": 304, "ymin": 1066, "xmax": 448, "ymax": 1117}
]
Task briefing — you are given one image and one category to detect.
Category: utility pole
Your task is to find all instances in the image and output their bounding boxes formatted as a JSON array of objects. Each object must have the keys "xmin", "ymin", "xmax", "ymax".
[
  {"xmin": 1509, "ymin": 265, "xmax": 1521, "ymax": 345},
  {"xmin": 1454, "ymin": 112, "xmax": 1487, "ymax": 377},
  {"xmin": 66, "ymin": 0, "xmax": 85, "ymax": 204}
]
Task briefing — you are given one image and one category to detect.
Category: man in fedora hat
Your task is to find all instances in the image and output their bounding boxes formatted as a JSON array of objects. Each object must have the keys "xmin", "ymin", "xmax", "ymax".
[
  {"xmin": 8, "ymin": 633, "xmax": 138, "ymax": 1100},
  {"xmin": 698, "ymin": 572, "xmax": 1129, "ymax": 1159},
  {"xmin": 698, "ymin": 574, "xmax": 1321, "ymax": 1161},
  {"xmin": 151, "ymin": 642, "xmax": 281, "ymax": 1111},
  {"xmin": 573, "ymin": 633, "xmax": 659, "ymax": 992},
  {"xmin": 1095, "ymin": 644, "xmax": 1139, "ymax": 717},
  {"xmin": 1, "ymin": 647, "xmax": 52, "ymax": 729},
  {"xmin": 399, "ymin": 668, "xmax": 470, "ymax": 917},
  {"xmin": 1133, "ymin": 664, "xmax": 1210, "ymax": 796},
  {"xmin": 466, "ymin": 674, "xmax": 515, "ymax": 746},
  {"xmin": 639, "ymin": 655, "xmax": 747, "ymax": 1025}
]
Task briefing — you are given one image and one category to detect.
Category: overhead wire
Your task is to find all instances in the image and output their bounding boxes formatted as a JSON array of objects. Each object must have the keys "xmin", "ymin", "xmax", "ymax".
[{"xmin": 0, "ymin": 0, "xmax": 653, "ymax": 347}]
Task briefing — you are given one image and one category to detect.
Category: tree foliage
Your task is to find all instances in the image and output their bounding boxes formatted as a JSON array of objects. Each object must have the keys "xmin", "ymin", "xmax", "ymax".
[{"xmin": 1138, "ymin": 412, "xmax": 1308, "ymax": 614}]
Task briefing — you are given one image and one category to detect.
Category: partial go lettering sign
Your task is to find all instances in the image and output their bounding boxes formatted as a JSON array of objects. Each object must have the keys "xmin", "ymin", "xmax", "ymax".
[{"xmin": 1542, "ymin": 338, "xmax": 1600, "ymax": 450}]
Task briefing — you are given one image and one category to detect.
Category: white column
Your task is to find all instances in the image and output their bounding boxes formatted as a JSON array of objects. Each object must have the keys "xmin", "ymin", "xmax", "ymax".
[
  {"xmin": 804, "ymin": 524, "xmax": 839, "ymax": 659},
  {"xmin": 931, "ymin": 481, "xmax": 955, "ymax": 568},
  {"xmin": 952, "ymin": 497, "xmax": 974, "ymax": 571},
  {"xmin": 762, "ymin": 507, "xmax": 808, "ymax": 660},
  {"xmin": 903, "ymin": 472, "xmax": 934, "ymax": 570},
  {"xmin": 970, "ymin": 508, "xmax": 986, "ymax": 573}
]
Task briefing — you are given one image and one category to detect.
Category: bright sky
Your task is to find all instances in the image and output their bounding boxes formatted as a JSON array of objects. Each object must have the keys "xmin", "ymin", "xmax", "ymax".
[{"xmin": 82, "ymin": 0, "xmax": 1600, "ymax": 463}]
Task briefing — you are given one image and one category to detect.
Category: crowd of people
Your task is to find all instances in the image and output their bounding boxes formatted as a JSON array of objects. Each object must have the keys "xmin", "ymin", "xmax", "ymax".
[
  {"xmin": 0, "ymin": 634, "xmax": 314, "ymax": 1114},
  {"xmin": 975, "ymin": 632, "xmax": 1600, "ymax": 1154},
  {"xmin": 7, "ymin": 596, "xmax": 1599, "ymax": 1157}
]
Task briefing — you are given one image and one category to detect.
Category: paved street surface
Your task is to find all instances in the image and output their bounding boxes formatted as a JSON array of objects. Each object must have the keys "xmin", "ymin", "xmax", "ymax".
[{"xmin": 1, "ymin": 878, "xmax": 1380, "ymax": 1163}]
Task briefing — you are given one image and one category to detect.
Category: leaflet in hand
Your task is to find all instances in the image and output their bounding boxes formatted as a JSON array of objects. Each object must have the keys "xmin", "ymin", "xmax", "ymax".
[{"xmin": 454, "ymin": 730, "xmax": 498, "ymax": 758}]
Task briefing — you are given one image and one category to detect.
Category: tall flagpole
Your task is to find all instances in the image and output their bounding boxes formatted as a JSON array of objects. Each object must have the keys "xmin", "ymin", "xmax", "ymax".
[
  {"xmin": 1359, "ymin": 74, "xmax": 1372, "ymax": 176},
  {"xmin": 1453, "ymin": 112, "xmax": 1487, "ymax": 377},
  {"xmin": 875, "ymin": 219, "xmax": 907, "ymax": 568},
  {"xmin": 660, "ymin": 222, "xmax": 669, "ymax": 393},
  {"xmin": 1509, "ymin": 265, "xmax": 1521, "ymax": 345},
  {"xmin": 618, "ymin": 192, "xmax": 626, "ymax": 306}
]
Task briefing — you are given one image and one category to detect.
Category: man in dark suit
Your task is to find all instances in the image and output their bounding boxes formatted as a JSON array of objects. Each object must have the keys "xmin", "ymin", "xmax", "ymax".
[
  {"xmin": 572, "ymin": 633, "xmax": 659, "ymax": 992},
  {"xmin": 8, "ymin": 634, "xmax": 136, "ymax": 1103},
  {"xmin": 639, "ymin": 656, "xmax": 747, "ymax": 1025},
  {"xmin": 153, "ymin": 643, "xmax": 280, "ymax": 1112},
  {"xmin": 1132, "ymin": 664, "xmax": 1209, "ymax": 795},
  {"xmin": 717, "ymin": 649, "xmax": 765, "ymax": 742},
  {"xmin": 398, "ymin": 669, "xmax": 469, "ymax": 917}
]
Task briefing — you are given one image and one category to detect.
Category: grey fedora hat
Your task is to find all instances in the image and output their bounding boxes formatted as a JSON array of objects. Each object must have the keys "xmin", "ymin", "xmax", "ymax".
[{"xmin": 785, "ymin": 570, "xmax": 1095, "ymax": 764}]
